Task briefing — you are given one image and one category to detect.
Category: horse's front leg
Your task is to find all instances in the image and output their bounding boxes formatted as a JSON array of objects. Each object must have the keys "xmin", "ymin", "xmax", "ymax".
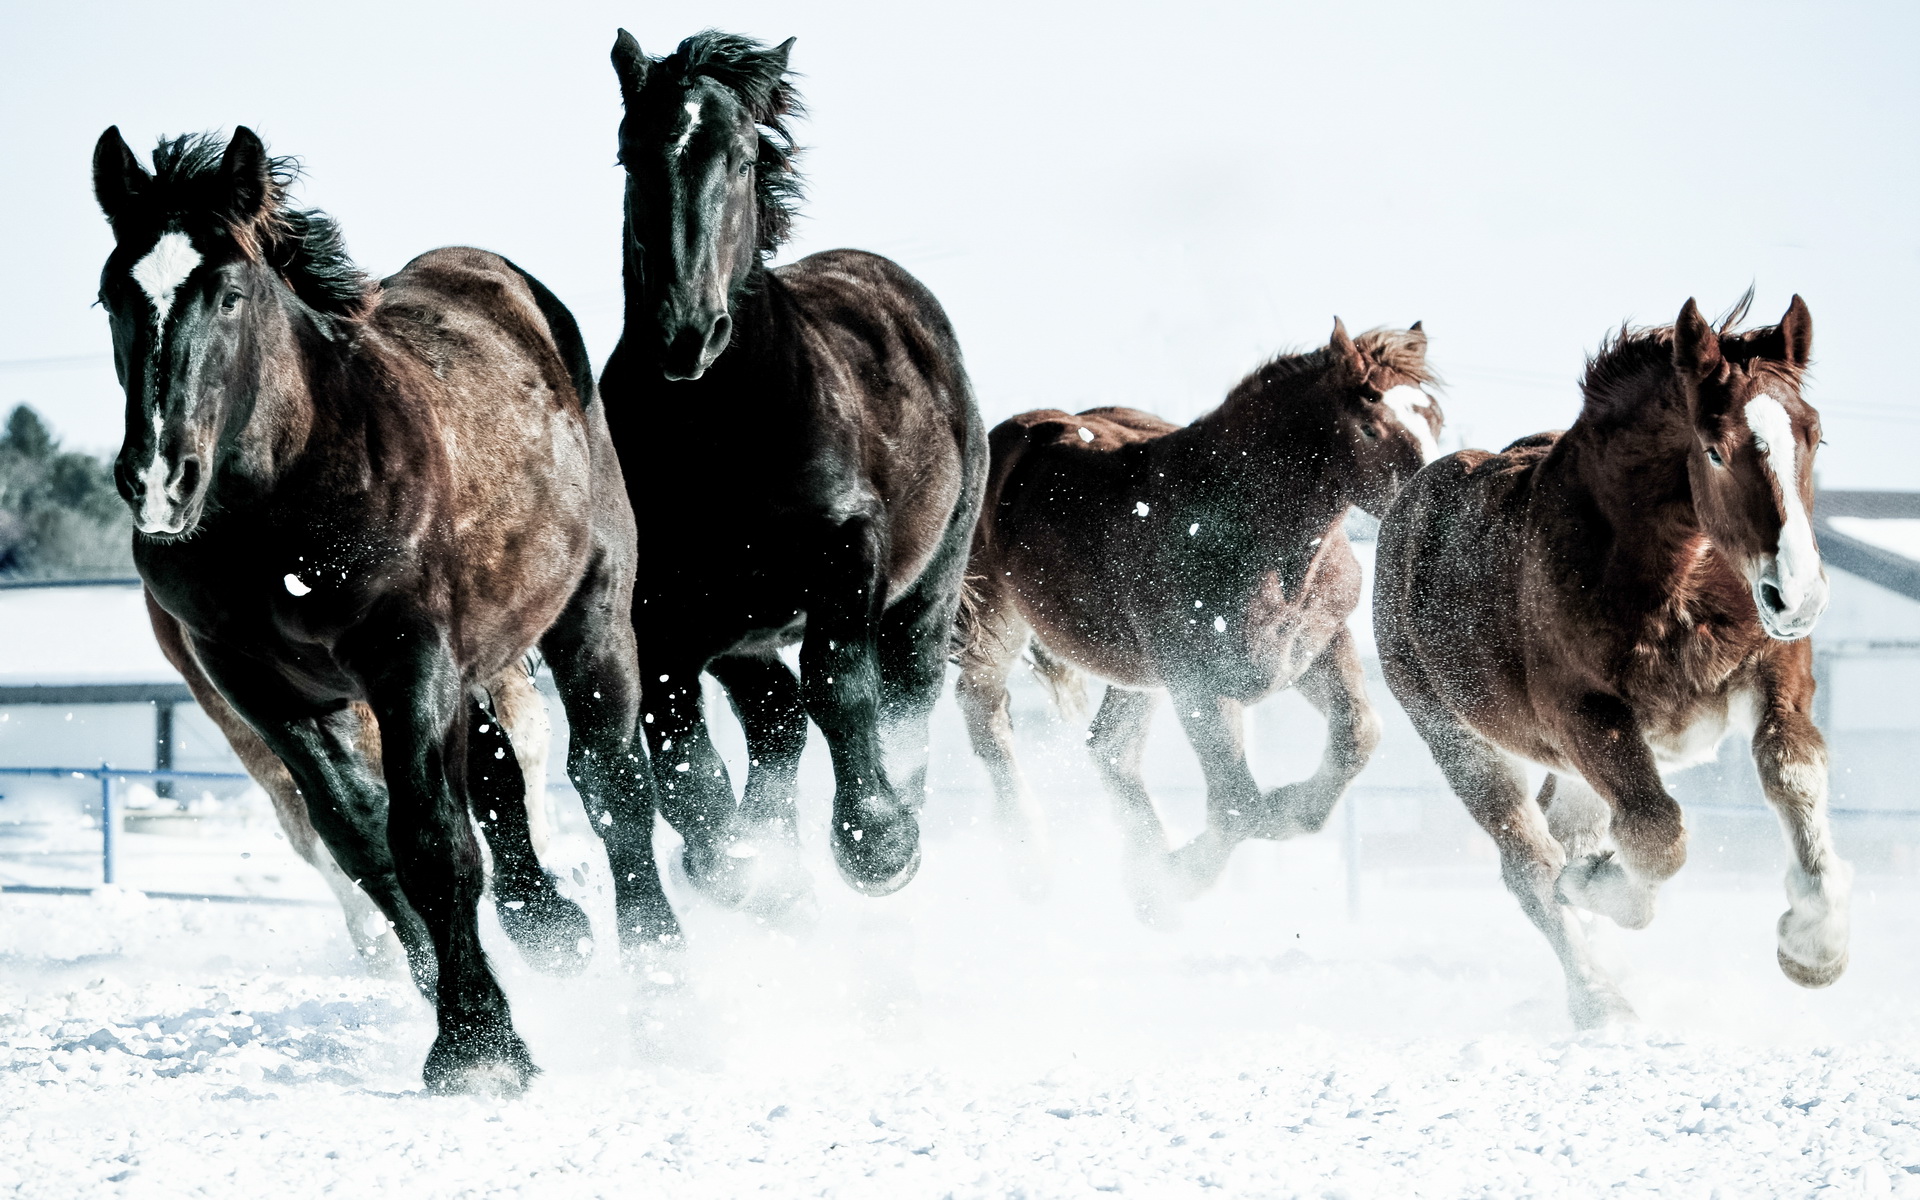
[
  {"xmin": 638, "ymin": 658, "xmax": 754, "ymax": 907},
  {"xmin": 1754, "ymin": 649, "xmax": 1852, "ymax": 987},
  {"xmin": 802, "ymin": 515, "xmax": 920, "ymax": 895},
  {"xmin": 1254, "ymin": 627, "xmax": 1383, "ymax": 839},
  {"xmin": 1556, "ymin": 694, "xmax": 1688, "ymax": 931},
  {"xmin": 1165, "ymin": 692, "xmax": 1261, "ymax": 894},
  {"xmin": 351, "ymin": 625, "xmax": 533, "ymax": 1095},
  {"xmin": 707, "ymin": 652, "xmax": 817, "ymax": 919}
]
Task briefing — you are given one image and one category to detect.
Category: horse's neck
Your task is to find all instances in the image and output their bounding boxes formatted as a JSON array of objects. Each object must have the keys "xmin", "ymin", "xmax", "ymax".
[
  {"xmin": 221, "ymin": 299, "xmax": 333, "ymax": 496},
  {"xmin": 1554, "ymin": 411, "xmax": 1708, "ymax": 612}
]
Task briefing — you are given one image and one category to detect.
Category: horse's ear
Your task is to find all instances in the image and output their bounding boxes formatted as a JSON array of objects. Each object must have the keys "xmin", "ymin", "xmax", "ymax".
[
  {"xmin": 93, "ymin": 126, "xmax": 148, "ymax": 228},
  {"xmin": 1409, "ymin": 320, "xmax": 1423, "ymax": 332},
  {"xmin": 220, "ymin": 126, "xmax": 274, "ymax": 225},
  {"xmin": 612, "ymin": 29, "xmax": 650, "ymax": 99},
  {"xmin": 1673, "ymin": 298, "xmax": 1723, "ymax": 380},
  {"xmin": 1329, "ymin": 317, "xmax": 1366, "ymax": 381},
  {"xmin": 1779, "ymin": 294, "xmax": 1813, "ymax": 367},
  {"xmin": 767, "ymin": 36, "xmax": 796, "ymax": 72}
]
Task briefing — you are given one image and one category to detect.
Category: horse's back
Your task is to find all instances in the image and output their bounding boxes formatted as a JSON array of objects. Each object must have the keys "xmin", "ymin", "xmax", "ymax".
[
  {"xmin": 776, "ymin": 248, "xmax": 983, "ymax": 592},
  {"xmin": 370, "ymin": 248, "xmax": 609, "ymax": 661},
  {"xmin": 1376, "ymin": 434, "xmax": 1559, "ymax": 722}
]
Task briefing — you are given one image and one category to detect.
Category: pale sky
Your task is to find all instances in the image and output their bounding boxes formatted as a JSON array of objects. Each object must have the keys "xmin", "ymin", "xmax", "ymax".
[{"xmin": 4, "ymin": 0, "xmax": 1916, "ymax": 487}]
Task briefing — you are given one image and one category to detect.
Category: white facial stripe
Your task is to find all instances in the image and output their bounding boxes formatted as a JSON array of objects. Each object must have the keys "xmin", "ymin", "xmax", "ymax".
[
  {"xmin": 130, "ymin": 231, "xmax": 202, "ymax": 332},
  {"xmin": 1381, "ymin": 385, "xmax": 1440, "ymax": 463},
  {"xmin": 1745, "ymin": 393, "xmax": 1821, "ymax": 604},
  {"xmin": 673, "ymin": 100, "xmax": 703, "ymax": 155}
]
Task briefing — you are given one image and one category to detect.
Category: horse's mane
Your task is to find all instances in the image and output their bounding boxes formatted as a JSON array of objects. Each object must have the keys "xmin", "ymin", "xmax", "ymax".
[
  {"xmin": 1232, "ymin": 327, "xmax": 1441, "ymax": 402},
  {"xmin": 1579, "ymin": 288, "xmax": 1800, "ymax": 424},
  {"xmin": 142, "ymin": 132, "xmax": 372, "ymax": 320},
  {"xmin": 634, "ymin": 30, "xmax": 804, "ymax": 253}
]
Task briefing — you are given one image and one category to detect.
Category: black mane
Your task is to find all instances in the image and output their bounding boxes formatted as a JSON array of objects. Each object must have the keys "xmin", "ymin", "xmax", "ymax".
[
  {"xmin": 635, "ymin": 31, "xmax": 804, "ymax": 253},
  {"xmin": 143, "ymin": 132, "xmax": 372, "ymax": 319}
]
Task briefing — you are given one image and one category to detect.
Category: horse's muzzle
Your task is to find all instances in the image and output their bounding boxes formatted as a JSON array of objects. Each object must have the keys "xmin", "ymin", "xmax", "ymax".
[
  {"xmin": 128, "ymin": 453, "xmax": 206, "ymax": 539},
  {"xmin": 1754, "ymin": 568, "xmax": 1829, "ymax": 642},
  {"xmin": 660, "ymin": 311, "xmax": 732, "ymax": 382}
]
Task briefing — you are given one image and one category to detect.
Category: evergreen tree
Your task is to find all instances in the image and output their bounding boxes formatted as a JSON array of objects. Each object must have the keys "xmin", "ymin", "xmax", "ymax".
[{"xmin": 0, "ymin": 405, "xmax": 134, "ymax": 579}]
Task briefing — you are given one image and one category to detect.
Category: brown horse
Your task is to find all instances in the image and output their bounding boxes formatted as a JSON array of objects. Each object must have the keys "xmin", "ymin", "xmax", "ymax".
[
  {"xmin": 147, "ymin": 595, "xmax": 561, "ymax": 979},
  {"xmin": 1374, "ymin": 295, "xmax": 1847, "ymax": 1028},
  {"xmin": 93, "ymin": 126, "xmax": 673, "ymax": 1093},
  {"xmin": 957, "ymin": 322, "xmax": 1443, "ymax": 916}
]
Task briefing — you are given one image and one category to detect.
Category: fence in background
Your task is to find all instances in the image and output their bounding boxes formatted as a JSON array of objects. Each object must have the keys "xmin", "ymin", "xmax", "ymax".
[{"xmin": 0, "ymin": 764, "xmax": 249, "ymax": 886}]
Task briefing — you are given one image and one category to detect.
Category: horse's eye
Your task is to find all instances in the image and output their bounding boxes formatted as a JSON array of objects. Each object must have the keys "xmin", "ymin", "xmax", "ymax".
[
  {"xmin": 738, "ymin": 160, "xmax": 754, "ymax": 176},
  {"xmin": 1706, "ymin": 446, "xmax": 1725, "ymax": 468},
  {"xmin": 221, "ymin": 291, "xmax": 244, "ymax": 312},
  {"xmin": 1360, "ymin": 424, "xmax": 1380, "ymax": 440}
]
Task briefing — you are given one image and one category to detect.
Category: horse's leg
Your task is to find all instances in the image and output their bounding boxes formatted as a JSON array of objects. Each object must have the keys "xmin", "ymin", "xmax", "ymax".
[
  {"xmin": 802, "ymin": 515, "xmax": 920, "ymax": 895},
  {"xmin": 1253, "ymin": 627, "xmax": 1384, "ymax": 838},
  {"xmin": 705, "ymin": 652, "xmax": 817, "ymax": 917},
  {"xmin": 1557, "ymin": 695, "xmax": 1688, "ymax": 906},
  {"xmin": 1432, "ymin": 721, "xmax": 1635, "ymax": 1028},
  {"xmin": 640, "ymin": 657, "xmax": 761, "ymax": 907},
  {"xmin": 350, "ymin": 624, "xmax": 533, "ymax": 1094},
  {"xmin": 542, "ymin": 570, "xmax": 681, "ymax": 962},
  {"xmin": 1541, "ymin": 773, "xmax": 1658, "ymax": 930},
  {"xmin": 955, "ymin": 606, "xmax": 1052, "ymax": 886},
  {"xmin": 1164, "ymin": 692, "xmax": 1260, "ymax": 894},
  {"xmin": 1085, "ymin": 685, "xmax": 1185, "ymax": 920},
  {"xmin": 488, "ymin": 662, "xmax": 554, "ymax": 860},
  {"xmin": 465, "ymin": 691, "xmax": 593, "ymax": 976},
  {"xmin": 147, "ymin": 594, "xmax": 410, "ymax": 972},
  {"xmin": 1752, "ymin": 662, "xmax": 1852, "ymax": 987}
]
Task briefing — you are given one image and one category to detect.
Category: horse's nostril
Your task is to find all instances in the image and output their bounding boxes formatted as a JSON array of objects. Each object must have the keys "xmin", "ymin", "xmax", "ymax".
[
  {"xmin": 1760, "ymin": 580, "xmax": 1786, "ymax": 613},
  {"xmin": 704, "ymin": 313, "xmax": 732, "ymax": 358},
  {"xmin": 174, "ymin": 456, "xmax": 202, "ymax": 500}
]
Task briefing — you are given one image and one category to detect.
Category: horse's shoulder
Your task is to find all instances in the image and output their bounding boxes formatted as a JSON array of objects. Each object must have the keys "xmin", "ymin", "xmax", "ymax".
[{"xmin": 1075, "ymin": 407, "xmax": 1181, "ymax": 442}]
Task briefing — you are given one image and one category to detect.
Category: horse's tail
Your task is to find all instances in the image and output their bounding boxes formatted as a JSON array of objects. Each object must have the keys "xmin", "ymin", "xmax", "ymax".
[{"xmin": 1026, "ymin": 639, "xmax": 1089, "ymax": 721}]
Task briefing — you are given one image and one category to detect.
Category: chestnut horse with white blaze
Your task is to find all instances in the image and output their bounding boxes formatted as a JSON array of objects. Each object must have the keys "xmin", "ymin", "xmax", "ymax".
[
  {"xmin": 92, "ymin": 127, "xmax": 675, "ymax": 1093},
  {"xmin": 957, "ymin": 322, "xmax": 1443, "ymax": 916},
  {"xmin": 1374, "ymin": 295, "xmax": 1847, "ymax": 1028}
]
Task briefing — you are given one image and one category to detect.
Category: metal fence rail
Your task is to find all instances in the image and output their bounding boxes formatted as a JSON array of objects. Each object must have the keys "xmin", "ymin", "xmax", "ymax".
[{"xmin": 0, "ymin": 765, "xmax": 251, "ymax": 885}]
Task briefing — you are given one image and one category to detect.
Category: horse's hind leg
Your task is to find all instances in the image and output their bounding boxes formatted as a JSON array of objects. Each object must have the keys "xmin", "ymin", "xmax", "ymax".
[
  {"xmin": 465, "ymin": 688, "xmax": 593, "ymax": 976},
  {"xmin": 1164, "ymin": 692, "xmax": 1260, "ymax": 896},
  {"xmin": 1253, "ymin": 627, "xmax": 1384, "ymax": 839},
  {"xmin": 1088, "ymin": 686, "xmax": 1184, "ymax": 922},
  {"xmin": 1753, "ymin": 663, "xmax": 1851, "ymax": 987},
  {"xmin": 706, "ymin": 652, "xmax": 817, "ymax": 919},
  {"xmin": 955, "ymin": 604, "xmax": 1052, "ymax": 891},
  {"xmin": 1429, "ymin": 722, "xmax": 1635, "ymax": 1029},
  {"xmin": 488, "ymin": 662, "xmax": 554, "ymax": 860},
  {"xmin": 1542, "ymin": 774, "xmax": 1658, "ymax": 930}
]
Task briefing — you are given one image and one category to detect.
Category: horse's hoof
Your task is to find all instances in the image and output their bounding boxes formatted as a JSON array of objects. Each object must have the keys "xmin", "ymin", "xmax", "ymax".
[
  {"xmin": 423, "ymin": 1030, "xmax": 537, "ymax": 1097},
  {"xmin": 494, "ymin": 876, "xmax": 594, "ymax": 976},
  {"xmin": 1569, "ymin": 989, "xmax": 1638, "ymax": 1031},
  {"xmin": 677, "ymin": 839, "xmax": 757, "ymax": 909},
  {"xmin": 1774, "ymin": 940, "xmax": 1850, "ymax": 990},
  {"xmin": 834, "ymin": 811, "xmax": 922, "ymax": 897},
  {"xmin": 1165, "ymin": 832, "xmax": 1232, "ymax": 899}
]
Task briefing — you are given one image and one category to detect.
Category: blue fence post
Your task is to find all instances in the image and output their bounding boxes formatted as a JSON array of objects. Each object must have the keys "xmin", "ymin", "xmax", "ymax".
[{"xmin": 99, "ymin": 766, "xmax": 118, "ymax": 886}]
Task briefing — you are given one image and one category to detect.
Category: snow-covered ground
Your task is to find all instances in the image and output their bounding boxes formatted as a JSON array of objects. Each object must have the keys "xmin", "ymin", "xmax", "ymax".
[{"xmin": 5, "ymin": 687, "xmax": 1920, "ymax": 1198}]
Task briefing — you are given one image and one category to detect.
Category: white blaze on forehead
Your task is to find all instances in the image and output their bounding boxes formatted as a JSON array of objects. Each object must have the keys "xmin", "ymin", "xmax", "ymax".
[
  {"xmin": 130, "ymin": 231, "xmax": 201, "ymax": 330},
  {"xmin": 1745, "ymin": 393, "xmax": 1822, "ymax": 604},
  {"xmin": 672, "ymin": 99, "xmax": 703, "ymax": 155},
  {"xmin": 1381, "ymin": 385, "xmax": 1440, "ymax": 463}
]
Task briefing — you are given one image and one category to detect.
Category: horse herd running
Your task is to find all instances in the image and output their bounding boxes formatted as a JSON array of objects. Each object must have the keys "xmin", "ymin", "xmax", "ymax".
[{"xmin": 86, "ymin": 29, "xmax": 1850, "ymax": 1094}]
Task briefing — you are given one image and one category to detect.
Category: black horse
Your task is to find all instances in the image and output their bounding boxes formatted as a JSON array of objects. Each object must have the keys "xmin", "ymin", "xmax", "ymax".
[
  {"xmin": 603, "ymin": 30, "xmax": 987, "ymax": 908},
  {"xmin": 92, "ymin": 127, "xmax": 674, "ymax": 1093}
]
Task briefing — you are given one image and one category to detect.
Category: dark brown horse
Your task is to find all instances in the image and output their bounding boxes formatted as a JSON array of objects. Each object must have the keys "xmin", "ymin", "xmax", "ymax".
[
  {"xmin": 1374, "ymin": 295, "xmax": 1847, "ymax": 1028},
  {"xmin": 93, "ymin": 127, "xmax": 673, "ymax": 1093},
  {"xmin": 147, "ymin": 596, "xmax": 563, "ymax": 979},
  {"xmin": 956, "ymin": 322, "xmax": 1443, "ymax": 916},
  {"xmin": 603, "ymin": 31, "xmax": 986, "ymax": 910}
]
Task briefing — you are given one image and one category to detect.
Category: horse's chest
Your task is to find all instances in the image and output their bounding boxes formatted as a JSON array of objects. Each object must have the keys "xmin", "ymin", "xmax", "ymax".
[{"xmin": 1642, "ymin": 688, "xmax": 1760, "ymax": 774}]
